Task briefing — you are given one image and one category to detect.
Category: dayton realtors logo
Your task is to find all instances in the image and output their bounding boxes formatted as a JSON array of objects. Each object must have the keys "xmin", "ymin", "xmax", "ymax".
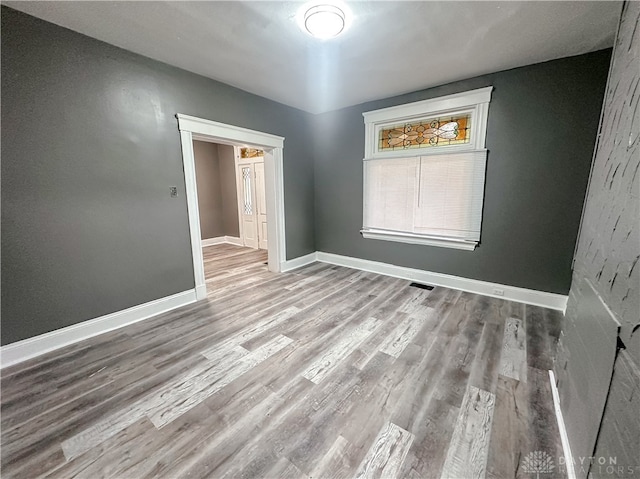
[{"xmin": 522, "ymin": 451, "xmax": 555, "ymax": 478}]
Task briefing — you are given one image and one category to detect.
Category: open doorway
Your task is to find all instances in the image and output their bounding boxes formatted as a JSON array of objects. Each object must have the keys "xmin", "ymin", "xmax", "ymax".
[
  {"xmin": 192, "ymin": 141, "xmax": 270, "ymax": 294},
  {"xmin": 193, "ymin": 141, "xmax": 243, "ymax": 247},
  {"xmin": 176, "ymin": 114, "xmax": 286, "ymax": 301}
]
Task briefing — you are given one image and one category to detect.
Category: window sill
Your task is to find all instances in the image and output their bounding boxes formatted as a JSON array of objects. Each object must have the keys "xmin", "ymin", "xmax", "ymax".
[{"xmin": 361, "ymin": 229, "xmax": 477, "ymax": 251}]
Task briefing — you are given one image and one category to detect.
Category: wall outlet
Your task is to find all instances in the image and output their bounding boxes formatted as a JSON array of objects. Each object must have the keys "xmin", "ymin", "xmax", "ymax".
[
  {"xmin": 169, "ymin": 186, "xmax": 178, "ymax": 198},
  {"xmin": 493, "ymin": 288, "xmax": 505, "ymax": 296}
]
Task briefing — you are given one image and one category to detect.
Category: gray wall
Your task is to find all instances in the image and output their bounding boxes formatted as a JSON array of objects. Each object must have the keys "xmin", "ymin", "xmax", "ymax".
[
  {"xmin": 313, "ymin": 50, "xmax": 611, "ymax": 294},
  {"xmin": 218, "ymin": 145, "xmax": 240, "ymax": 238},
  {"xmin": 194, "ymin": 141, "xmax": 224, "ymax": 240},
  {"xmin": 0, "ymin": 5, "xmax": 618, "ymax": 350},
  {"xmin": 193, "ymin": 141, "xmax": 239, "ymax": 240},
  {"xmin": 1, "ymin": 7, "xmax": 315, "ymax": 345},
  {"xmin": 556, "ymin": 2, "xmax": 640, "ymax": 476}
]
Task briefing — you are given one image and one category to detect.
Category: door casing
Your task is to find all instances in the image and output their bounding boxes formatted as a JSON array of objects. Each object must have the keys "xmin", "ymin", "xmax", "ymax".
[{"xmin": 176, "ymin": 114, "xmax": 285, "ymax": 300}]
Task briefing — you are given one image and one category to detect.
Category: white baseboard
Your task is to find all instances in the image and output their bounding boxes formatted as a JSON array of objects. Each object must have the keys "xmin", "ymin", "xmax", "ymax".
[
  {"xmin": 195, "ymin": 284, "xmax": 208, "ymax": 301},
  {"xmin": 549, "ymin": 369, "xmax": 576, "ymax": 479},
  {"xmin": 315, "ymin": 251, "xmax": 568, "ymax": 311},
  {"xmin": 201, "ymin": 236, "xmax": 226, "ymax": 247},
  {"xmin": 225, "ymin": 236, "xmax": 243, "ymax": 246},
  {"xmin": 0, "ymin": 289, "xmax": 198, "ymax": 369},
  {"xmin": 0, "ymin": 252, "xmax": 568, "ymax": 369},
  {"xmin": 281, "ymin": 252, "xmax": 318, "ymax": 272},
  {"xmin": 202, "ymin": 236, "xmax": 243, "ymax": 247}
]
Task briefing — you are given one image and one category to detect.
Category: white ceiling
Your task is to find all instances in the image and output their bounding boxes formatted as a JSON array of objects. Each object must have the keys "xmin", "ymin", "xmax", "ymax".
[{"xmin": 5, "ymin": 1, "xmax": 620, "ymax": 114}]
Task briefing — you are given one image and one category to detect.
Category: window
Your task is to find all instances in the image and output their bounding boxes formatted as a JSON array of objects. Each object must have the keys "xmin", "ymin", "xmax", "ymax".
[
  {"xmin": 361, "ymin": 87, "xmax": 492, "ymax": 251},
  {"xmin": 240, "ymin": 147, "xmax": 264, "ymax": 158}
]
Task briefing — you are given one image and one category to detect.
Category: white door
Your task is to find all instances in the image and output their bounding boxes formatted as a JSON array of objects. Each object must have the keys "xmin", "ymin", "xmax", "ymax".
[
  {"xmin": 255, "ymin": 161, "xmax": 268, "ymax": 250},
  {"xmin": 238, "ymin": 162, "xmax": 258, "ymax": 249}
]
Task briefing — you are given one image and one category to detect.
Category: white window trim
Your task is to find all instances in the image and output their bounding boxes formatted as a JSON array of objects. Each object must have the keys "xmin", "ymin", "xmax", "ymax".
[
  {"xmin": 363, "ymin": 86, "xmax": 492, "ymax": 159},
  {"xmin": 361, "ymin": 87, "xmax": 493, "ymax": 250},
  {"xmin": 360, "ymin": 229, "xmax": 478, "ymax": 251}
]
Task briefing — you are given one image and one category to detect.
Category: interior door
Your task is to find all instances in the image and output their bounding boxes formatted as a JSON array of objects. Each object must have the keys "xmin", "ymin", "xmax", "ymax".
[
  {"xmin": 238, "ymin": 162, "xmax": 258, "ymax": 248},
  {"xmin": 254, "ymin": 161, "xmax": 268, "ymax": 250}
]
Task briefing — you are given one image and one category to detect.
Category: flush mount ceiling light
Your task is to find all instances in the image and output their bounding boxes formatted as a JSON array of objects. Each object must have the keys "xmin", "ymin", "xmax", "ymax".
[{"xmin": 303, "ymin": 4, "xmax": 346, "ymax": 39}]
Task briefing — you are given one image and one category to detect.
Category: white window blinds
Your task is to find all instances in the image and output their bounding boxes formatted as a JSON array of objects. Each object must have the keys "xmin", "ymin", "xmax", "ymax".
[
  {"xmin": 362, "ymin": 87, "xmax": 492, "ymax": 250},
  {"xmin": 362, "ymin": 150, "xmax": 487, "ymax": 246}
]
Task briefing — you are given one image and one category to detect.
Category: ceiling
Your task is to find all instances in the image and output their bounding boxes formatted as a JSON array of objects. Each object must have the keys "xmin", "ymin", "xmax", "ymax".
[{"xmin": 4, "ymin": 1, "xmax": 620, "ymax": 114}]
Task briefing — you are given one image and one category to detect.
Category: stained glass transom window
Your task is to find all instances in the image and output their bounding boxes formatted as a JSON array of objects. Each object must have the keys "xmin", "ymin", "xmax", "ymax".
[
  {"xmin": 362, "ymin": 86, "xmax": 493, "ymax": 250},
  {"xmin": 378, "ymin": 115, "xmax": 471, "ymax": 151},
  {"xmin": 240, "ymin": 147, "xmax": 264, "ymax": 158}
]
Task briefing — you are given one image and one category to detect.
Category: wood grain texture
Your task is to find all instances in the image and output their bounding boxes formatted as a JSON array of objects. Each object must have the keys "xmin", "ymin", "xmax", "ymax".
[
  {"xmin": 499, "ymin": 317, "xmax": 527, "ymax": 382},
  {"xmin": 485, "ymin": 376, "xmax": 528, "ymax": 479},
  {"xmin": 469, "ymin": 321, "xmax": 505, "ymax": 393},
  {"xmin": 355, "ymin": 422, "xmax": 415, "ymax": 479},
  {"xmin": 310, "ymin": 435, "xmax": 357, "ymax": 479},
  {"xmin": 0, "ymin": 244, "xmax": 566, "ymax": 478},
  {"xmin": 302, "ymin": 316, "xmax": 382, "ymax": 384},
  {"xmin": 440, "ymin": 385, "xmax": 495, "ymax": 479},
  {"xmin": 378, "ymin": 308, "xmax": 432, "ymax": 359}
]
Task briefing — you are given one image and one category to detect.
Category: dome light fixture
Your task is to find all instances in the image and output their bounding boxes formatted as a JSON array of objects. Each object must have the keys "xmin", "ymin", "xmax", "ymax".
[{"xmin": 304, "ymin": 4, "xmax": 346, "ymax": 39}]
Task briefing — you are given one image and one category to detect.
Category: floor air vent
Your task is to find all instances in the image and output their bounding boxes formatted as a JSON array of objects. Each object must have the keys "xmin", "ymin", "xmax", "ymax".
[{"xmin": 409, "ymin": 282, "xmax": 434, "ymax": 290}]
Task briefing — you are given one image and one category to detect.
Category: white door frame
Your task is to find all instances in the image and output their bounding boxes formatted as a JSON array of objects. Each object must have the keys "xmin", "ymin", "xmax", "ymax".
[{"xmin": 176, "ymin": 114, "xmax": 285, "ymax": 300}]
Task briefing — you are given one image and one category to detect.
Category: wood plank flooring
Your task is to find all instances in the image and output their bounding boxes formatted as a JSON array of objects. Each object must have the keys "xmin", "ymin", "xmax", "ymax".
[{"xmin": 1, "ymin": 244, "xmax": 565, "ymax": 478}]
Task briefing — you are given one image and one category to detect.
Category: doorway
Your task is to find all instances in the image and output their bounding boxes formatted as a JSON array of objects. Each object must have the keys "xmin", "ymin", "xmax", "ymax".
[
  {"xmin": 193, "ymin": 141, "xmax": 242, "ymax": 247},
  {"xmin": 176, "ymin": 114, "xmax": 285, "ymax": 301}
]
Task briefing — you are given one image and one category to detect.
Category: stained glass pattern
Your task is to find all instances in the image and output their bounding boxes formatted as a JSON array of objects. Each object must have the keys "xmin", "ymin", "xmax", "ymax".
[
  {"xmin": 378, "ymin": 115, "xmax": 471, "ymax": 151},
  {"xmin": 240, "ymin": 147, "xmax": 264, "ymax": 158},
  {"xmin": 242, "ymin": 167, "xmax": 252, "ymax": 214}
]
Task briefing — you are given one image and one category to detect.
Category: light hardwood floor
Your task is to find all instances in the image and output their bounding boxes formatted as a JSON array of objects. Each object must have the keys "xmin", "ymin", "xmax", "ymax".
[{"xmin": 1, "ymin": 244, "xmax": 565, "ymax": 478}]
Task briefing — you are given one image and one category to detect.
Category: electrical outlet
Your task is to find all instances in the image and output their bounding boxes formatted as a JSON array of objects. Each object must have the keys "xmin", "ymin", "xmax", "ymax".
[
  {"xmin": 493, "ymin": 288, "xmax": 505, "ymax": 296},
  {"xmin": 169, "ymin": 186, "xmax": 178, "ymax": 198}
]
